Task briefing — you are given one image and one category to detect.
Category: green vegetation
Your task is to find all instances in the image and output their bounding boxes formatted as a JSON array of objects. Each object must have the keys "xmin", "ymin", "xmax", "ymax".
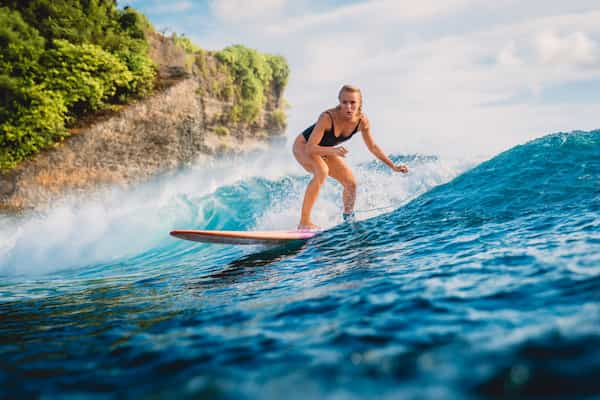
[
  {"xmin": 0, "ymin": 1, "xmax": 290, "ymax": 171},
  {"xmin": 268, "ymin": 109, "xmax": 287, "ymax": 131},
  {"xmin": 214, "ymin": 126, "xmax": 229, "ymax": 137},
  {"xmin": 172, "ymin": 34, "xmax": 199, "ymax": 74},
  {"xmin": 42, "ymin": 39, "xmax": 133, "ymax": 114},
  {"xmin": 0, "ymin": 1, "xmax": 156, "ymax": 170},
  {"xmin": 191, "ymin": 44, "xmax": 290, "ymax": 127},
  {"xmin": 212, "ymin": 45, "xmax": 289, "ymax": 125},
  {"xmin": 173, "ymin": 34, "xmax": 201, "ymax": 54}
]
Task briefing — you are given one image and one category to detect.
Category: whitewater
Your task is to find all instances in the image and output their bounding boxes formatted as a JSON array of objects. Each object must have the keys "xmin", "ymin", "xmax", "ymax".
[{"xmin": 0, "ymin": 129, "xmax": 598, "ymax": 399}]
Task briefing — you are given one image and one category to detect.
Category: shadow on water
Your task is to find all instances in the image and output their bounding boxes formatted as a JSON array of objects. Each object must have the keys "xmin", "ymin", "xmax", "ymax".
[{"xmin": 187, "ymin": 240, "xmax": 308, "ymax": 288}]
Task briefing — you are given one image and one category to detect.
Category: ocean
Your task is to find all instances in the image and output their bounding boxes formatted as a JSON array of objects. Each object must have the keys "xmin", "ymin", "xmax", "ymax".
[{"xmin": 0, "ymin": 129, "xmax": 598, "ymax": 399}]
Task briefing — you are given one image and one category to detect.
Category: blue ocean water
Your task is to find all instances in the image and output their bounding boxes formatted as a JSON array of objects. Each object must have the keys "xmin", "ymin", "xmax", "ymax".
[{"xmin": 0, "ymin": 130, "xmax": 598, "ymax": 399}]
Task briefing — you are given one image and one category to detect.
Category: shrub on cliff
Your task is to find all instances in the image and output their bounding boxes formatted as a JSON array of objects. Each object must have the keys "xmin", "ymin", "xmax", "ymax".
[
  {"xmin": 41, "ymin": 39, "xmax": 133, "ymax": 116},
  {"xmin": 113, "ymin": 48, "xmax": 155, "ymax": 98},
  {"xmin": 0, "ymin": 78, "xmax": 67, "ymax": 170},
  {"xmin": 267, "ymin": 54, "xmax": 289, "ymax": 95},
  {"xmin": 2, "ymin": 0, "xmax": 113, "ymax": 45},
  {"xmin": 215, "ymin": 45, "xmax": 289, "ymax": 125},
  {"xmin": 110, "ymin": 7, "xmax": 155, "ymax": 97},
  {"xmin": 0, "ymin": 6, "xmax": 45, "ymax": 80},
  {"xmin": 0, "ymin": 1, "xmax": 156, "ymax": 171},
  {"xmin": 268, "ymin": 109, "xmax": 287, "ymax": 132},
  {"xmin": 174, "ymin": 34, "xmax": 201, "ymax": 54}
]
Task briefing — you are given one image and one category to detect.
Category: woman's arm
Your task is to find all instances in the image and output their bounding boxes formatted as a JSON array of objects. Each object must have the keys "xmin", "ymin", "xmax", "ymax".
[
  {"xmin": 360, "ymin": 116, "xmax": 408, "ymax": 173},
  {"xmin": 306, "ymin": 113, "xmax": 349, "ymax": 157}
]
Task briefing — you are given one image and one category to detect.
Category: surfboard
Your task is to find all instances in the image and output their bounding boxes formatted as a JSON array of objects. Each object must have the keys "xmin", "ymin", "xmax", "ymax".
[{"xmin": 169, "ymin": 229, "xmax": 319, "ymax": 245}]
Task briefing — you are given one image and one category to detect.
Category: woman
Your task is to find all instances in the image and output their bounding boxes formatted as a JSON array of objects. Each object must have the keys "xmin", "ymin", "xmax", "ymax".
[{"xmin": 293, "ymin": 84, "xmax": 409, "ymax": 230}]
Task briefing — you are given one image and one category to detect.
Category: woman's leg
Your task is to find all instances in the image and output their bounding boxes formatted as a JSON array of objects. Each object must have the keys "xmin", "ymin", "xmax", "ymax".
[
  {"xmin": 299, "ymin": 155, "xmax": 329, "ymax": 227},
  {"xmin": 292, "ymin": 136, "xmax": 328, "ymax": 229},
  {"xmin": 323, "ymin": 155, "xmax": 357, "ymax": 214}
]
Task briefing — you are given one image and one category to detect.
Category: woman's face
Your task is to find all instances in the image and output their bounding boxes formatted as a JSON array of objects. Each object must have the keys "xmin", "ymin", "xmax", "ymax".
[{"xmin": 338, "ymin": 90, "xmax": 361, "ymax": 120}]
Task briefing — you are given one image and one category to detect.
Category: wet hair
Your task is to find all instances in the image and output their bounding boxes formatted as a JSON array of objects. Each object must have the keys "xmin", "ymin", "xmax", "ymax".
[{"xmin": 337, "ymin": 84, "xmax": 363, "ymax": 114}]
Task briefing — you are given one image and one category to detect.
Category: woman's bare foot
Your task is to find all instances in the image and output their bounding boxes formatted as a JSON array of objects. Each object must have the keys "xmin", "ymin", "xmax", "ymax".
[{"xmin": 297, "ymin": 222, "xmax": 321, "ymax": 231}]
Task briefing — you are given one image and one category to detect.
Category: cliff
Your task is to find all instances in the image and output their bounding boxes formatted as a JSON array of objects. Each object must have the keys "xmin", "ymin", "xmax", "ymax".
[{"xmin": 0, "ymin": 32, "xmax": 288, "ymax": 212}]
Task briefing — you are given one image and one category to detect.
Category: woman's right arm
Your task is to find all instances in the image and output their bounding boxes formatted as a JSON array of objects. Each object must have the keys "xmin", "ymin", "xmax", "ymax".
[{"xmin": 306, "ymin": 113, "xmax": 347, "ymax": 157}]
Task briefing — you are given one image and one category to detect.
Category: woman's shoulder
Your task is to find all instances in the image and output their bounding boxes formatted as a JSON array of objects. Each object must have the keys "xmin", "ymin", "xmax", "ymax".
[
  {"xmin": 358, "ymin": 113, "xmax": 370, "ymax": 130},
  {"xmin": 323, "ymin": 108, "xmax": 337, "ymax": 118},
  {"xmin": 317, "ymin": 109, "xmax": 335, "ymax": 125}
]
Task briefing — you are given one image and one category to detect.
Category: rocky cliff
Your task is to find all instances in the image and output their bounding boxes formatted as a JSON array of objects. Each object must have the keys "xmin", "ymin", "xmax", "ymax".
[{"xmin": 0, "ymin": 33, "xmax": 288, "ymax": 212}]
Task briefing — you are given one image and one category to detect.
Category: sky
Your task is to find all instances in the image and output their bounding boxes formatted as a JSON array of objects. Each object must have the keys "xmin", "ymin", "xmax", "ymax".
[{"xmin": 118, "ymin": 0, "xmax": 600, "ymax": 158}]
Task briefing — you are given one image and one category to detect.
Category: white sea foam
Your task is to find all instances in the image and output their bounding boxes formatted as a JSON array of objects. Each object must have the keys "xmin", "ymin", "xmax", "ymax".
[{"xmin": 256, "ymin": 153, "xmax": 477, "ymax": 230}]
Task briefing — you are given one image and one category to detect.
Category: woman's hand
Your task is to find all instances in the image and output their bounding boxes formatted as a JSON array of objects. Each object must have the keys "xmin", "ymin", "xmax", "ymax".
[
  {"xmin": 331, "ymin": 146, "xmax": 349, "ymax": 157},
  {"xmin": 392, "ymin": 164, "xmax": 409, "ymax": 173}
]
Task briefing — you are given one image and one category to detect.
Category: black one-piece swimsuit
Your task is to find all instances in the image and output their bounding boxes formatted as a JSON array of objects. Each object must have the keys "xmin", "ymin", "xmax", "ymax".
[{"xmin": 302, "ymin": 111, "xmax": 361, "ymax": 147}]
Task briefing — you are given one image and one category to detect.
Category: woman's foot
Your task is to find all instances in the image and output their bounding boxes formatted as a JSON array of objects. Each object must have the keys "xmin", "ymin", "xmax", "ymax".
[
  {"xmin": 297, "ymin": 222, "xmax": 321, "ymax": 231},
  {"xmin": 342, "ymin": 211, "xmax": 356, "ymax": 223}
]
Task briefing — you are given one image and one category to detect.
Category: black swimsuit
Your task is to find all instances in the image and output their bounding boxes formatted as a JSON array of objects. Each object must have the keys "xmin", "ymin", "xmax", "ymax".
[{"xmin": 302, "ymin": 111, "xmax": 361, "ymax": 147}]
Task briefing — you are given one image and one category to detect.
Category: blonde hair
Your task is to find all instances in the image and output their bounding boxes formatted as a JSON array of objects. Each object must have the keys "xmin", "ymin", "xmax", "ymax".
[{"xmin": 337, "ymin": 84, "xmax": 363, "ymax": 114}]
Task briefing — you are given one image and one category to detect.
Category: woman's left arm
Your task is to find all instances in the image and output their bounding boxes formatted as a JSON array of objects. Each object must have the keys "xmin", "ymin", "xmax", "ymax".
[{"xmin": 360, "ymin": 116, "xmax": 409, "ymax": 173}]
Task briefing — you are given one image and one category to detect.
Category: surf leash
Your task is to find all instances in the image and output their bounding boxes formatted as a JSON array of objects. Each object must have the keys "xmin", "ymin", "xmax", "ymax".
[{"xmin": 354, "ymin": 204, "xmax": 397, "ymax": 214}]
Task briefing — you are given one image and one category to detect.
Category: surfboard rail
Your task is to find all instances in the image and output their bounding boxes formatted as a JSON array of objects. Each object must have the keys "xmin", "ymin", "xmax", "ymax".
[{"xmin": 169, "ymin": 229, "xmax": 319, "ymax": 245}]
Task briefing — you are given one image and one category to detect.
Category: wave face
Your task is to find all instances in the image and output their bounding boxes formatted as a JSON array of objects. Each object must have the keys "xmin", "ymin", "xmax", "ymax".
[{"xmin": 0, "ymin": 130, "xmax": 598, "ymax": 399}]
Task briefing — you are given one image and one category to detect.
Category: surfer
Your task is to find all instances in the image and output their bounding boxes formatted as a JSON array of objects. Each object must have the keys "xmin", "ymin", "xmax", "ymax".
[{"xmin": 293, "ymin": 84, "xmax": 409, "ymax": 230}]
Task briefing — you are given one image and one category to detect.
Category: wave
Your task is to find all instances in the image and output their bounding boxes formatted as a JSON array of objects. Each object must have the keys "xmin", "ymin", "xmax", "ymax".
[
  {"xmin": 410, "ymin": 130, "xmax": 599, "ymax": 222},
  {"xmin": 1, "ymin": 129, "xmax": 596, "ymax": 277},
  {"xmin": 309, "ymin": 130, "xmax": 600, "ymax": 288},
  {"xmin": 366, "ymin": 130, "xmax": 599, "ymax": 236},
  {"xmin": 0, "ymin": 150, "xmax": 469, "ymax": 276}
]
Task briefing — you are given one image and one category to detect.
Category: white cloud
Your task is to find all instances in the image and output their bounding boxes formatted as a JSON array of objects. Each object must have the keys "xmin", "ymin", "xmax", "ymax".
[
  {"xmin": 209, "ymin": 0, "xmax": 286, "ymax": 23},
  {"xmin": 284, "ymin": 7, "xmax": 600, "ymax": 156},
  {"xmin": 146, "ymin": 1, "xmax": 192, "ymax": 14},
  {"xmin": 266, "ymin": 0, "xmax": 473, "ymax": 34},
  {"xmin": 535, "ymin": 31, "xmax": 598, "ymax": 65},
  {"xmin": 301, "ymin": 35, "xmax": 371, "ymax": 83},
  {"xmin": 498, "ymin": 42, "xmax": 523, "ymax": 66}
]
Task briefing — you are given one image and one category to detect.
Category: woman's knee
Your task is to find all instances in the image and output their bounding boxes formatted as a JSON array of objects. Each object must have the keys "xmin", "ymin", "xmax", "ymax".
[{"xmin": 313, "ymin": 165, "xmax": 329, "ymax": 184}]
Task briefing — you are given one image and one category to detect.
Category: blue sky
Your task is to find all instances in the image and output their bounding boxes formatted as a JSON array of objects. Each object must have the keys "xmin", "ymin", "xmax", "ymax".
[{"xmin": 118, "ymin": 0, "xmax": 600, "ymax": 157}]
